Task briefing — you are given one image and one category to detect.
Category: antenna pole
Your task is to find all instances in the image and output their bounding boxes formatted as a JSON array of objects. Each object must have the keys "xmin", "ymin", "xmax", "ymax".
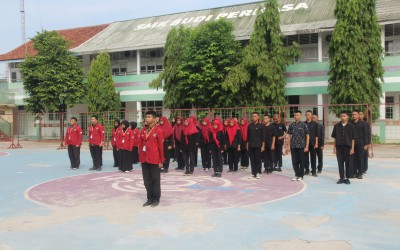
[{"xmin": 20, "ymin": 0, "xmax": 27, "ymax": 56}]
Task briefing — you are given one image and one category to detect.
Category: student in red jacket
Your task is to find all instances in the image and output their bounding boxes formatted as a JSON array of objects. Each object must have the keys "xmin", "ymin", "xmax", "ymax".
[
  {"xmin": 117, "ymin": 120, "xmax": 134, "ymax": 173},
  {"xmin": 139, "ymin": 111, "xmax": 165, "ymax": 208},
  {"xmin": 112, "ymin": 119, "xmax": 121, "ymax": 168},
  {"xmin": 65, "ymin": 117, "xmax": 82, "ymax": 170},
  {"xmin": 89, "ymin": 115, "xmax": 105, "ymax": 171}
]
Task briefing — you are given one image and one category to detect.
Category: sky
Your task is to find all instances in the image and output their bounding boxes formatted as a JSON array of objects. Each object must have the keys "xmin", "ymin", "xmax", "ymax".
[{"xmin": 0, "ymin": 0, "xmax": 259, "ymax": 77}]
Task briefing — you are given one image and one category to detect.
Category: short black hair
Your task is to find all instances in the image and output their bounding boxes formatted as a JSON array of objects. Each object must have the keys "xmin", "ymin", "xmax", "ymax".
[
  {"xmin": 263, "ymin": 114, "xmax": 270, "ymax": 118},
  {"xmin": 145, "ymin": 110, "xmax": 157, "ymax": 117},
  {"xmin": 91, "ymin": 115, "xmax": 98, "ymax": 120},
  {"xmin": 294, "ymin": 110, "xmax": 302, "ymax": 114},
  {"xmin": 340, "ymin": 111, "xmax": 349, "ymax": 115},
  {"xmin": 313, "ymin": 113, "xmax": 319, "ymax": 117},
  {"xmin": 70, "ymin": 117, "xmax": 78, "ymax": 122},
  {"xmin": 353, "ymin": 110, "xmax": 360, "ymax": 114},
  {"xmin": 306, "ymin": 110, "xmax": 313, "ymax": 114},
  {"xmin": 251, "ymin": 112, "xmax": 259, "ymax": 116}
]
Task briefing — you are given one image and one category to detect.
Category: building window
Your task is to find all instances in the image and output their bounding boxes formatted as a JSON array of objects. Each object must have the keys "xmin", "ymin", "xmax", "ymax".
[
  {"xmin": 141, "ymin": 101, "xmax": 163, "ymax": 117},
  {"xmin": 385, "ymin": 96, "xmax": 394, "ymax": 119},
  {"xmin": 385, "ymin": 23, "xmax": 400, "ymax": 56},
  {"xmin": 287, "ymin": 95, "xmax": 299, "ymax": 118}
]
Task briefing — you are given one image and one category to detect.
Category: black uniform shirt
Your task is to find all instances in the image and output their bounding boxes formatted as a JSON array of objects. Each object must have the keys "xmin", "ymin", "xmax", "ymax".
[
  {"xmin": 247, "ymin": 122, "xmax": 265, "ymax": 148},
  {"xmin": 351, "ymin": 120, "xmax": 368, "ymax": 146},
  {"xmin": 331, "ymin": 122, "xmax": 355, "ymax": 147},
  {"xmin": 264, "ymin": 124, "xmax": 276, "ymax": 148},
  {"xmin": 304, "ymin": 120, "xmax": 319, "ymax": 146},
  {"xmin": 273, "ymin": 122, "xmax": 287, "ymax": 145}
]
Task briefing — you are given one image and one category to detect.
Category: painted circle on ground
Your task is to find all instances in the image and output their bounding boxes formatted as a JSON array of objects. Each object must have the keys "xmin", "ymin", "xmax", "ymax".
[{"xmin": 26, "ymin": 171, "xmax": 305, "ymax": 209}]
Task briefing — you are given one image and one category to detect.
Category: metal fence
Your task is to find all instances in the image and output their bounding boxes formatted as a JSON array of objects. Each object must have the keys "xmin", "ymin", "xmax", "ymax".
[{"xmin": 5, "ymin": 103, "xmax": 400, "ymax": 149}]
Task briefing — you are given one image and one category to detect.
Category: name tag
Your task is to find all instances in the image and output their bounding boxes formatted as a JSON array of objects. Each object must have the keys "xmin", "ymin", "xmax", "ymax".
[
  {"xmin": 90, "ymin": 135, "xmax": 93, "ymax": 139},
  {"xmin": 69, "ymin": 137, "xmax": 71, "ymax": 140},
  {"xmin": 143, "ymin": 145, "xmax": 146, "ymax": 152},
  {"xmin": 122, "ymin": 139, "xmax": 125, "ymax": 144},
  {"xmin": 114, "ymin": 138, "xmax": 116, "ymax": 141}
]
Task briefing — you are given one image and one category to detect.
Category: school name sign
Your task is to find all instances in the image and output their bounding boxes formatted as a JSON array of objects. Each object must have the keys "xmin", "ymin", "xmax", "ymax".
[{"xmin": 134, "ymin": 2, "xmax": 309, "ymax": 31}]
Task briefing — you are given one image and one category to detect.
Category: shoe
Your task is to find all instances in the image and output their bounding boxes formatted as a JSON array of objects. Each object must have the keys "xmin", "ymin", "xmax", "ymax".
[
  {"xmin": 337, "ymin": 179, "xmax": 345, "ymax": 184},
  {"xmin": 263, "ymin": 170, "xmax": 268, "ymax": 173},
  {"xmin": 278, "ymin": 167, "xmax": 282, "ymax": 172},
  {"xmin": 205, "ymin": 168, "xmax": 210, "ymax": 172},
  {"xmin": 363, "ymin": 171, "xmax": 367, "ymax": 175},
  {"xmin": 344, "ymin": 179, "xmax": 351, "ymax": 184},
  {"xmin": 184, "ymin": 171, "xmax": 190, "ymax": 176},
  {"xmin": 96, "ymin": 168, "xmax": 102, "ymax": 171},
  {"xmin": 357, "ymin": 175, "xmax": 363, "ymax": 179},
  {"xmin": 312, "ymin": 173, "xmax": 318, "ymax": 177},
  {"xmin": 212, "ymin": 173, "xmax": 218, "ymax": 177},
  {"xmin": 142, "ymin": 200, "xmax": 153, "ymax": 207},
  {"xmin": 267, "ymin": 170, "xmax": 273, "ymax": 174},
  {"xmin": 189, "ymin": 171, "xmax": 194, "ymax": 175},
  {"xmin": 72, "ymin": 168, "xmax": 77, "ymax": 170},
  {"xmin": 292, "ymin": 177, "xmax": 298, "ymax": 181},
  {"xmin": 202, "ymin": 168, "xmax": 206, "ymax": 171},
  {"xmin": 125, "ymin": 171, "xmax": 130, "ymax": 173},
  {"xmin": 217, "ymin": 173, "xmax": 222, "ymax": 178},
  {"xmin": 298, "ymin": 177, "xmax": 303, "ymax": 181},
  {"xmin": 89, "ymin": 167, "xmax": 96, "ymax": 171},
  {"xmin": 304, "ymin": 170, "xmax": 310, "ymax": 175},
  {"xmin": 248, "ymin": 175, "xmax": 256, "ymax": 179},
  {"xmin": 227, "ymin": 170, "xmax": 232, "ymax": 173},
  {"xmin": 317, "ymin": 170, "xmax": 322, "ymax": 174},
  {"xmin": 151, "ymin": 201, "xmax": 160, "ymax": 208},
  {"xmin": 163, "ymin": 169, "xmax": 169, "ymax": 173},
  {"xmin": 256, "ymin": 174, "xmax": 261, "ymax": 179}
]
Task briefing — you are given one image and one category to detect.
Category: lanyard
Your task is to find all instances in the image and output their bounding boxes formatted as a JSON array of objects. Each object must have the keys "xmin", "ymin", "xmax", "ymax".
[{"xmin": 145, "ymin": 126, "xmax": 156, "ymax": 141}]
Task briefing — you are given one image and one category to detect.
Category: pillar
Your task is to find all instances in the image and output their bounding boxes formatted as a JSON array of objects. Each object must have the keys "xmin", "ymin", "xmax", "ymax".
[
  {"xmin": 381, "ymin": 25, "xmax": 385, "ymax": 57},
  {"xmin": 379, "ymin": 92, "xmax": 386, "ymax": 143},
  {"xmin": 317, "ymin": 94, "xmax": 323, "ymax": 120},
  {"xmin": 136, "ymin": 101, "xmax": 142, "ymax": 125},
  {"xmin": 318, "ymin": 32, "xmax": 323, "ymax": 62},
  {"xmin": 136, "ymin": 50, "xmax": 141, "ymax": 75}
]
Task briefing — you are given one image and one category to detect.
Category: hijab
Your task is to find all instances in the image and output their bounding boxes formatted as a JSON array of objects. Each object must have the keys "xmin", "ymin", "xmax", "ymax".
[
  {"xmin": 240, "ymin": 117, "xmax": 249, "ymax": 142},
  {"xmin": 211, "ymin": 119, "xmax": 223, "ymax": 148},
  {"xmin": 201, "ymin": 118, "xmax": 211, "ymax": 143},
  {"xmin": 159, "ymin": 116, "xmax": 173, "ymax": 140},
  {"xmin": 173, "ymin": 116, "xmax": 184, "ymax": 142},
  {"xmin": 223, "ymin": 118, "xmax": 230, "ymax": 132},
  {"xmin": 184, "ymin": 117, "xmax": 199, "ymax": 144},
  {"xmin": 226, "ymin": 118, "xmax": 240, "ymax": 146},
  {"xmin": 114, "ymin": 119, "xmax": 120, "ymax": 130},
  {"xmin": 121, "ymin": 120, "xmax": 130, "ymax": 132},
  {"xmin": 129, "ymin": 121, "xmax": 137, "ymax": 130},
  {"xmin": 190, "ymin": 115, "xmax": 199, "ymax": 127}
]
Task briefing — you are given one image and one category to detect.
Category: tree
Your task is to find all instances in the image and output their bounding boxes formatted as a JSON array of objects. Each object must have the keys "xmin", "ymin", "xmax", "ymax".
[
  {"xmin": 19, "ymin": 30, "xmax": 84, "ymax": 113},
  {"xmin": 149, "ymin": 26, "xmax": 192, "ymax": 108},
  {"xmin": 222, "ymin": 0, "xmax": 300, "ymax": 107},
  {"xmin": 86, "ymin": 51, "xmax": 121, "ymax": 112},
  {"xmin": 328, "ymin": 0, "xmax": 383, "ymax": 120},
  {"xmin": 179, "ymin": 19, "xmax": 243, "ymax": 108}
]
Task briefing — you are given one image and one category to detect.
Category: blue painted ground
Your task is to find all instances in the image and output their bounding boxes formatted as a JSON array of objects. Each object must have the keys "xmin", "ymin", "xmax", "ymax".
[{"xmin": 0, "ymin": 147, "xmax": 399, "ymax": 250}]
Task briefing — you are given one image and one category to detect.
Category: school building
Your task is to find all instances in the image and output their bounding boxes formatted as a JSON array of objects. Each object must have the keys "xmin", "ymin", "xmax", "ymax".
[{"xmin": 0, "ymin": 0, "xmax": 400, "ymax": 142}]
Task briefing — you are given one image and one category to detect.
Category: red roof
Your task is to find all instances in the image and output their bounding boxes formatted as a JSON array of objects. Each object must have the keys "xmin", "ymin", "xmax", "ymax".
[{"xmin": 0, "ymin": 24, "xmax": 109, "ymax": 61}]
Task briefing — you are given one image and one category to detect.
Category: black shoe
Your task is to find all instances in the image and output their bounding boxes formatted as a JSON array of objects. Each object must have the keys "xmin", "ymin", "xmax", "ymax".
[
  {"xmin": 357, "ymin": 175, "xmax": 363, "ymax": 179},
  {"xmin": 317, "ymin": 170, "xmax": 322, "ymax": 174},
  {"xmin": 278, "ymin": 167, "xmax": 282, "ymax": 172},
  {"xmin": 163, "ymin": 169, "xmax": 169, "ymax": 173},
  {"xmin": 312, "ymin": 173, "xmax": 318, "ymax": 177},
  {"xmin": 184, "ymin": 171, "xmax": 190, "ymax": 175},
  {"xmin": 189, "ymin": 171, "xmax": 194, "ymax": 175},
  {"xmin": 263, "ymin": 170, "xmax": 268, "ymax": 173},
  {"xmin": 337, "ymin": 179, "xmax": 345, "ymax": 184},
  {"xmin": 96, "ymin": 168, "xmax": 102, "ymax": 171},
  {"xmin": 344, "ymin": 179, "xmax": 351, "ymax": 184},
  {"xmin": 304, "ymin": 170, "xmax": 310, "ymax": 175},
  {"xmin": 217, "ymin": 173, "xmax": 222, "ymax": 178},
  {"xmin": 212, "ymin": 173, "xmax": 218, "ymax": 177},
  {"xmin": 142, "ymin": 200, "xmax": 153, "ymax": 207},
  {"xmin": 89, "ymin": 167, "xmax": 96, "ymax": 171},
  {"xmin": 151, "ymin": 201, "xmax": 160, "ymax": 207}
]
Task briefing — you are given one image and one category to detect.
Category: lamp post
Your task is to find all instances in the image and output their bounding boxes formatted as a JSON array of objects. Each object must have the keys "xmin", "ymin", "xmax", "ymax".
[{"xmin": 57, "ymin": 97, "xmax": 66, "ymax": 149}]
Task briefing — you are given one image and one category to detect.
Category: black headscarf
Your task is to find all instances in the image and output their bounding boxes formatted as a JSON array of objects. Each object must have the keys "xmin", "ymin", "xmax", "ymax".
[
  {"xmin": 121, "ymin": 120, "xmax": 129, "ymax": 132},
  {"xmin": 130, "ymin": 121, "xmax": 137, "ymax": 130},
  {"xmin": 114, "ymin": 119, "xmax": 120, "ymax": 129}
]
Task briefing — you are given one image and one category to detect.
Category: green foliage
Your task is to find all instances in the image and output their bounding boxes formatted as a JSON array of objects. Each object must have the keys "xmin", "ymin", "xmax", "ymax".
[
  {"xmin": 222, "ymin": 0, "xmax": 300, "ymax": 107},
  {"xmin": 86, "ymin": 51, "xmax": 121, "ymax": 112},
  {"xmin": 328, "ymin": 0, "xmax": 384, "ymax": 121},
  {"xmin": 19, "ymin": 31, "xmax": 85, "ymax": 112}
]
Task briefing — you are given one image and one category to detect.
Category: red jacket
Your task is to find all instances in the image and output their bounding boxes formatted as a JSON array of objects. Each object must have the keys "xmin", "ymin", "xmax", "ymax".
[
  {"xmin": 112, "ymin": 127, "xmax": 121, "ymax": 147},
  {"xmin": 65, "ymin": 125, "xmax": 82, "ymax": 146},
  {"xmin": 89, "ymin": 123, "xmax": 105, "ymax": 146},
  {"xmin": 117, "ymin": 128, "xmax": 134, "ymax": 151},
  {"xmin": 131, "ymin": 128, "xmax": 140, "ymax": 148},
  {"xmin": 139, "ymin": 125, "xmax": 165, "ymax": 164}
]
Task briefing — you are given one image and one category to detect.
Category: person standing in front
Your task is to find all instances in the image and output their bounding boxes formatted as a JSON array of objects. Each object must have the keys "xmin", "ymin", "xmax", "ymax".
[
  {"xmin": 312, "ymin": 114, "xmax": 325, "ymax": 174},
  {"xmin": 304, "ymin": 110, "xmax": 319, "ymax": 177},
  {"xmin": 272, "ymin": 114, "xmax": 286, "ymax": 172},
  {"xmin": 262, "ymin": 115, "xmax": 276, "ymax": 174},
  {"xmin": 65, "ymin": 117, "xmax": 82, "ymax": 170},
  {"xmin": 247, "ymin": 112, "xmax": 265, "ymax": 179},
  {"xmin": 287, "ymin": 110, "xmax": 310, "ymax": 181},
  {"xmin": 111, "ymin": 119, "xmax": 121, "ymax": 168},
  {"xmin": 332, "ymin": 111, "xmax": 355, "ymax": 184},
  {"xmin": 89, "ymin": 115, "xmax": 104, "ymax": 171},
  {"xmin": 225, "ymin": 118, "xmax": 242, "ymax": 173},
  {"xmin": 351, "ymin": 110, "xmax": 369, "ymax": 179},
  {"xmin": 139, "ymin": 111, "xmax": 165, "ymax": 208}
]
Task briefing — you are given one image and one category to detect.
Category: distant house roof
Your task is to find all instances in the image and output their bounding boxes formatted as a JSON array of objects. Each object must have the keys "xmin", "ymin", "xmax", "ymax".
[{"xmin": 0, "ymin": 24, "xmax": 109, "ymax": 61}]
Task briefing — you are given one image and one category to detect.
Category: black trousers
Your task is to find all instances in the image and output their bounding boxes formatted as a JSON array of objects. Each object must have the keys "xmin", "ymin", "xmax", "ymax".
[
  {"xmin": 174, "ymin": 141, "xmax": 184, "ymax": 169},
  {"xmin": 222, "ymin": 151, "xmax": 228, "ymax": 164},
  {"xmin": 141, "ymin": 162, "xmax": 161, "ymax": 202},
  {"xmin": 248, "ymin": 147, "xmax": 262, "ymax": 176},
  {"xmin": 89, "ymin": 144, "xmax": 103, "ymax": 168},
  {"xmin": 163, "ymin": 142, "xmax": 171, "ymax": 170},
  {"xmin": 112, "ymin": 146, "xmax": 120, "ymax": 167},
  {"xmin": 131, "ymin": 147, "xmax": 139, "ymax": 164},
  {"xmin": 182, "ymin": 149, "xmax": 196, "ymax": 173},
  {"xmin": 194, "ymin": 146, "xmax": 199, "ymax": 166},
  {"xmin": 240, "ymin": 142, "xmax": 249, "ymax": 167},
  {"xmin": 305, "ymin": 146, "xmax": 317, "ymax": 174},
  {"xmin": 316, "ymin": 147, "xmax": 323, "ymax": 172},
  {"xmin": 210, "ymin": 143, "xmax": 223, "ymax": 173},
  {"xmin": 227, "ymin": 147, "xmax": 239, "ymax": 171},
  {"xmin": 119, "ymin": 149, "xmax": 133, "ymax": 172},
  {"xmin": 200, "ymin": 143, "xmax": 211, "ymax": 168},
  {"xmin": 364, "ymin": 149, "xmax": 369, "ymax": 173},
  {"xmin": 263, "ymin": 147, "xmax": 273, "ymax": 171},
  {"xmin": 273, "ymin": 143, "xmax": 283, "ymax": 168},
  {"xmin": 68, "ymin": 145, "xmax": 80, "ymax": 168},
  {"xmin": 291, "ymin": 148, "xmax": 305, "ymax": 177},
  {"xmin": 336, "ymin": 145, "xmax": 351, "ymax": 179},
  {"xmin": 353, "ymin": 140, "xmax": 365, "ymax": 177}
]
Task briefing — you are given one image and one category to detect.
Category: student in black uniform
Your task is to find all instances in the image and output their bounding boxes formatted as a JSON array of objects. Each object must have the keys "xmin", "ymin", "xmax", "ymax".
[
  {"xmin": 272, "ymin": 114, "xmax": 286, "ymax": 172},
  {"xmin": 287, "ymin": 110, "xmax": 310, "ymax": 181},
  {"xmin": 262, "ymin": 115, "xmax": 276, "ymax": 174},
  {"xmin": 312, "ymin": 114, "xmax": 325, "ymax": 174},
  {"xmin": 332, "ymin": 111, "xmax": 355, "ymax": 184},
  {"xmin": 351, "ymin": 110, "xmax": 369, "ymax": 179},
  {"xmin": 359, "ymin": 111, "xmax": 371, "ymax": 175},
  {"xmin": 247, "ymin": 112, "xmax": 265, "ymax": 179},
  {"xmin": 180, "ymin": 118, "xmax": 199, "ymax": 175},
  {"xmin": 225, "ymin": 118, "xmax": 242, "ymax": 173},
  {"xmin": 210, "ymin": 119, "xmax": 225, "ymax": 177},
  {"xmin": 304, "ymin": 110, "xmax": 319, "ymax": 177}
]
